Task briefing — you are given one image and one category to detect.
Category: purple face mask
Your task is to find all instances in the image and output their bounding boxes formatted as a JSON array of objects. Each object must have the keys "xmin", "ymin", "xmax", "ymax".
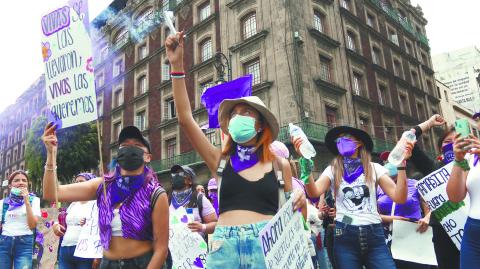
[
  {"xmin": 442, "ymin": 143, "xmax": 455, "ymax": 164},
  {"xmin": 336, "ymin": 137, "xmax": 358, "ymax": 157}
]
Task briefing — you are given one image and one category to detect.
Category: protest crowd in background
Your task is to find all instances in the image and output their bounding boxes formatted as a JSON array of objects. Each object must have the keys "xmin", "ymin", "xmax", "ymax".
[{"xmin": 1, "ymin": 1, "xmax": 480, "ymax": 268}]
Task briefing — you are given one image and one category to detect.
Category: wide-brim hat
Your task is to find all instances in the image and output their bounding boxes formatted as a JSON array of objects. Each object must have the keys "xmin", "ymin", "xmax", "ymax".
[
  {"xmin": 119, "ymin": 126, "xmax": 151, "ymax": 153},
  {"xmin": 218, "ymin": 96, "xmax": 279, "ymax": 140},
  {"xmin": 325, "ymin": 126, "xmax": 374, "ymax": 155}
]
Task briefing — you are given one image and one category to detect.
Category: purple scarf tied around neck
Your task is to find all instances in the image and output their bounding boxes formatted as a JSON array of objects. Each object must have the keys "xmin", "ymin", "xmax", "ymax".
[
  {"xmin": 5, "ymin": 193, "xmax": 27, "ymax": 211},
  {"xmin": 110, "ymin": 165, "xmax": 146, "ymax": 206},
  {"xmin": 343, "ymin": 157, "xmax": 364, "ymax": 183},
  {"xmin": 230, "ymin": 145, "xmax": 259, "ymax": 173}
]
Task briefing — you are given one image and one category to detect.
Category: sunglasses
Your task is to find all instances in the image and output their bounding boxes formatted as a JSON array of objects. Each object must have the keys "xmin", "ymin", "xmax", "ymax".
[{"xmin": 171, "ymin": 172, "xmax": 186, "ymax": 178}]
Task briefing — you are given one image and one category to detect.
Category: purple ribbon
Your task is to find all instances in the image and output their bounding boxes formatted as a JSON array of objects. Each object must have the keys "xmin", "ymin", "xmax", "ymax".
[
  {"xmin": 200, "ymin": 75, "xmax": 252, "ymax": 128},
  {"xmin": 110, "ymin": 166, "xmax": 146, "ymax": 206},
  {"xmin": 343, "ymin": 157, "xmax": 364, "ymax": 184},
  {"xmin": 230, "ymin": 145, "xmax": 259, "ymax": 173}
]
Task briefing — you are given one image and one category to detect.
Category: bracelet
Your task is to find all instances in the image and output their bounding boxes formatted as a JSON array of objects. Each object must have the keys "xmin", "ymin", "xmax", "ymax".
[
  {"xmin": 170, "ymin": 72, "xmax": 186, "ymax": 79},
  {"xmin": 397, "ymin": 166, "xmax": 406, "ymax": 171},
  {"xmin": 44, "ymin": 165, "xmax": 57, "ymax": 172},
  {"xmin": 454, "ymin": 159, "xmax": 470, "ymax": 171},
  {"xmin": 201, "ymin": 224, "xmax": 207, "ymax": 232}
]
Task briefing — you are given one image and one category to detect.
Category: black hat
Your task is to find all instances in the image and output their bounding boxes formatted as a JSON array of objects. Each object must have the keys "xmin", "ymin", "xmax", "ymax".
[
  {"xmin": 118, "ymin": 126, "xmax": 151, "ymax": 153},
  {"xmin": 325, "ymin": 126, "xmax": 374, "ymax": 155},
  {"xmin": 170, "ymin": 164, "xmax": 196, "ymax": 182}
]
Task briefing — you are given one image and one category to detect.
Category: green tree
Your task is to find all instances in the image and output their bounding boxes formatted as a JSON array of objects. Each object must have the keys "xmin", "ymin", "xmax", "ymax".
[{"xmin": 25, "ymin": 117, "xmax": 99, "ymax": 193}]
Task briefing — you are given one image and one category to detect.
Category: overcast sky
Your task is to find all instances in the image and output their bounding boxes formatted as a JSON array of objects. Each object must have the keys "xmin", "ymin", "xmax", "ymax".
[{"xmin": 0, "ymin": 0, "xmax": 478, "ymax": 113}]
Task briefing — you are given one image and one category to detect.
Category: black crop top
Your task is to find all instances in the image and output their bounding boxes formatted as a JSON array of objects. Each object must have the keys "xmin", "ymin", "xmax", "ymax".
[{"xmin": 219, "ymin": 162, "xmax": 279, "ymax": 215}]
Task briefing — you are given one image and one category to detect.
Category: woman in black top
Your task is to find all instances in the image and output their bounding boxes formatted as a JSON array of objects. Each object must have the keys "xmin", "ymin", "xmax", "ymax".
[{"xmin": 408, "ymin": 114, "xmax": 460, "ymax": 269}]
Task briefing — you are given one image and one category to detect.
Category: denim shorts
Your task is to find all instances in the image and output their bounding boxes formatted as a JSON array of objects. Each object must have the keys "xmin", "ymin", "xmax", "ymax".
[
  {"xmin": 206, "ymin": 221, "xmax": 268, "ymax": 269},
  {"xmin": 99, "ymin": 251, "xmax": 152, "ymax": 269}
]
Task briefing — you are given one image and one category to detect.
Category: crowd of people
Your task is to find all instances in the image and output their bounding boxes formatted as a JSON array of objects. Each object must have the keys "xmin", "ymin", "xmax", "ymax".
[{"xmin": 0, "ymin": 32, "xmax": 479, "ymax": 269}]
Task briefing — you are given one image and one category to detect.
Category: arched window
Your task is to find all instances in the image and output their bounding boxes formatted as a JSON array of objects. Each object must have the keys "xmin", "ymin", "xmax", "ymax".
[
  {"xmin": 313, "ymin": 11, "xmax": 325, "ymax": 33},
  {"xmin": 242, "ymin": 12, "xmax": 257, "ymax": 40},
  {"xmin": 200, "ymin": 38, "xmax": 212, "ymax": 62}
]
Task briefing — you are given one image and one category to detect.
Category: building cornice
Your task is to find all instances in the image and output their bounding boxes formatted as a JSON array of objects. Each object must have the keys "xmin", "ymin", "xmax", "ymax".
[
  {"xmin": 308, "ymin": 28, "xmax": 341, "ymax": 48},
  {"xmin": 229, "ymin": 30, "xmax": 269, "ymax": 53},
  {"xmin": 314, "ymin": 78, "xmax": 347, "ymax": 95}
]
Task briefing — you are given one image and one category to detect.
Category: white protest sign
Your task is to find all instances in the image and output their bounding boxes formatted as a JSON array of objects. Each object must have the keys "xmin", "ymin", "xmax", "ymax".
[
  {"xmin": 259, "ymin": 195, "xmax": 314, "ymax": 269},
  {"xmin": 169, "ymin": 207, "xmax": 208, "ymax": 269},
  {"xmin": 74, "ymin": 202, "xmax": 102, "ymax": 258},
  {"xmin": 41, "ymin": 0, "xmax": 98, "ymax": 129},
  {"xmin": 391, "ymin": 220, "xmax": 437, "ymax": 265},
  {"xmin": 415, "ymin": 162, "xmax": 470, "ymax": 249}
]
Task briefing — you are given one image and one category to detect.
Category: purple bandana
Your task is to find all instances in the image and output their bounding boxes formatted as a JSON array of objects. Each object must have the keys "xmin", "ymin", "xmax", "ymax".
[
  {"xmin": 171, "ymin": 188, "xmax": 193, "ymax": 209},
  {"xmin": 474, "ymin": 155, "xmax": 479, "ymax": 167},
  {"xmin": 230, "ymin": 145, "xmax": 259, "ymax": 173},
  {"xmin": 5, "ymin": 194, "xmax": 25, "ymax": 211},
  {"xmin": 208, "ymin": 192, "xmax": 219, "ymax": 216},
  {"xmin": 442, "ymin": 143, "xmax": 455, "ymax": 164},
  {"xmin": 110, "ymin": 166, "xmax": 146, "ymax": 206},
  {"xmin": 343, "ymin": 157, "xmax": 364, "ymax": 183}
]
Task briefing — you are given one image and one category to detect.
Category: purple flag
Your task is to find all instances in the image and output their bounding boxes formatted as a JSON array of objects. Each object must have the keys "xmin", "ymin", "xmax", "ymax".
[{"xmin": 201, "ymin": 75, "xmax": 252, "ymax": 128}]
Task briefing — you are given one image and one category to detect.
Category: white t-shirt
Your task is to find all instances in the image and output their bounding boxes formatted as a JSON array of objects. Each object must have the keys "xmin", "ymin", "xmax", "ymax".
[
  {"xmin": 321, "ymin": 162, "xmax": 388, "ymax": 225},
  {"xmin": 0, "ymin": 197, "xmax": 41, "ymax": 236},
  {"xmin": 61, "ymin": 201, "xmax": 96, "ymax": 247},
  {"xmin": 466, "ymin": 154, "xmax": 480, "ymax": 219},
  {"xmin": 169, "ymin": 194, "xmax": 216, "ymax": 223}
]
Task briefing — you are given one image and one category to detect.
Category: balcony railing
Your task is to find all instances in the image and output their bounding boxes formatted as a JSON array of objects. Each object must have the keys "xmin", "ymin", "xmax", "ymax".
[{"xmin": 368, "ymin": 0, "xmax": 429, "ymax": 47}]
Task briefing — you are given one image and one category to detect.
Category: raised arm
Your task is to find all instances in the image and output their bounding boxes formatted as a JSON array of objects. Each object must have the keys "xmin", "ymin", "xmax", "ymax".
[
  {"xmin": 410, "ymin": 115, "xmax": 445, "ymax": 175},
  {"xmin": 446, "ymin": 134, "xmax": 475, "ymax": 202},
  {"xmin": 165, "ymin": 32, "xmax": 220, "ymax": 174},
  {"xmin": 42, "ymin": 123, "xmax": 100, "ymax": 202}
]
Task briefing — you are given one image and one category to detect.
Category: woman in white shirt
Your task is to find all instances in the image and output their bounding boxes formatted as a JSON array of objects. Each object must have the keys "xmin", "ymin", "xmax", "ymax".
[
  {"xmin": 53, "ymin": 173, "xmax": 99, "ymax": 269},
  {"xmin": 446, "ymin": 134, "xmax": 480, "ymax": 269},
  {"xmin": 0, "ymin": 170, "xmax": 41, "ymax": 269},
  {"xmin": 294, "ymin": 126, "xmax": 414, "ymax": 269}
]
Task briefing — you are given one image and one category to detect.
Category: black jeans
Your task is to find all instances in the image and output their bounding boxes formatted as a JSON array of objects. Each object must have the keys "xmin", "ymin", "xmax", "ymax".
[
  {"xmin": 99, "ymin": 252, "xmax": 152, "ymax": 269},
  {"xmin": 432, "ymin": 224, "xmax": 459, "ymax": 269}
]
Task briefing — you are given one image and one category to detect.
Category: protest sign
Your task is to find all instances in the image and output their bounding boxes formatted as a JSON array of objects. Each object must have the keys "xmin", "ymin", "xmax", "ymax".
[
  {"xmin": 391, "ymin": 220, "xmax": 437, "ymax": 265},
  {"xmin": 169, "ymin": 206, "xmax": 208, "ymax": 269},
  {"xmin": 74, "ymin": 202, "xmax": 102, "ymax": 258},
  {"xmin": 415, "ymin": 162, "xmax": 470, "ymax": 249},
  {"xmin": 259, "ymin": 196, "xmax": 314, "ymax": 269},
  {"xmin": 33, "ymin": 208, "xmax": 60, "ymax": 269},
  {"xmin": 41, "ymin": 0, "xmax": 97, "ymax": 129}
]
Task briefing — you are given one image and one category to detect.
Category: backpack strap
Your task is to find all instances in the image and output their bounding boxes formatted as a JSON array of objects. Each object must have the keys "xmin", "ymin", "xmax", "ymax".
[
  {"xmin": 1, "ymin": 199, "xmax": 8, "ymax": 225},
  {"xmin": 216, "ymin": 155, "xmax": 229, "ymax": 210},
  {"xmin": 150, "ymin": 187, "xmax": 166, "ymax": 210},
  {"xmin": 197, "ymin": 193, "xmax": 204, "ymax": 223},
  {"xmin": 273, "ymin": 157, "xmax": 288, "ymax": 209}
]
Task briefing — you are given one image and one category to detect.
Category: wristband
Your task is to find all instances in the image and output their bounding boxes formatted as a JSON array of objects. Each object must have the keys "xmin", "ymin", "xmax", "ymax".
[
  {"xmin": 397, "ymin": 166, "xmax": 406, "ymax": 171},
  {"xmin": 454, "ymin": 159, "xmax": 470, "ymax": 171},
  {"xmin": 170, "ymin": 72, "xmax": 186, "ymax": 79},
  {"xmin": 44, "ymin": 165, "xmax": 57, "ymax": 172},
  {"xmin": 201, "ymin": 224, "xmax": 207, "ymax": 232}
]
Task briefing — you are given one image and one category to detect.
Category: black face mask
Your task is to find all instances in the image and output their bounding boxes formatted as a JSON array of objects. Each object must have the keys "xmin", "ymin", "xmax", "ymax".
[
  {"xmin": 117, "ymin": 146, "xmax": 145, "ymax": 171},
  {"xmin": 171, "ymin": 175, "xmax": 187, "ymax": 190}
]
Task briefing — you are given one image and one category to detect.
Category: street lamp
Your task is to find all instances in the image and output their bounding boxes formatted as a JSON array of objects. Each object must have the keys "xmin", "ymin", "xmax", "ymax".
[{"xmin": 213, "ymin": 52, "xmax": 231, "ymax": 83}]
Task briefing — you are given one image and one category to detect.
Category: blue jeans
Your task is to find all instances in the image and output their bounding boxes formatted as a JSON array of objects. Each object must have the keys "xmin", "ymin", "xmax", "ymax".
[
  {"xmin": 58, "ymin": 245, "xmax": 94, "ymax": 269},
  {"xmin": 206, "ymin": 221, "xmax": 268, "ymax": 269},
  {"xmin": 0, "ymin": 234, "xmax": 34, "ymax": 269},
  {"xmin": 310, "ymin": 232, "xmax": 329, "ymax": 269},
  {"xmin": 461, "ymin": 217, "xmax": 480, "ymax": 269},
  {"xmin": 333, "ymin": 221, "xmax": 395, "ymax": 269}
]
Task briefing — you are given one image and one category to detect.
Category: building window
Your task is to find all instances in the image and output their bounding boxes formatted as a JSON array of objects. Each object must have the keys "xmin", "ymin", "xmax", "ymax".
[
  {"xmin": 135, "ymin": 110, "xmax": 147, "ymax": 131},
  {"xmin": 372, "ymin": 46, "xmax": 382, "ymax": 65},
  {"xmin": 393, "ymin": 59, "xmax": 402, "ymax": 78},
  {"xmin": 378, "ymin": 85, "xmax": 389, "ymax": 106},
  {"xmin": 100, "ymin": 46, "xmax": 109, "ymax": 61},
  {"xmin": 366, "ymin": 12, "xmax": 376, "ymax": 29},
  {"xmin": 444, "ymin": 90, "xmax": 449, "ymax": 102},
  {"xmin": 405, "ymin": 40, "xmax": 413, "ymax": 55},
  {"xmin": 421, "ymin": 53, "xmax": 428, "ymax": 65},
  {"xmin": 417, "ymin": 102, "xmax": 425, "ymax": 120},
  {"xmin": 165, "ymin": 98, "xmax": 176, "ymax": 120},
  {"xmin": 205, "ymin": 129, "xmax": 217, "ymax": 145},
  {"xmin": 200, "ymin": 38, "xmax": 213, "ymax": 62},
  {"xmin": 137, "ymin": 75, "xmax": 147, "ymax": 95},
  {"xmin": 385, "ymin": 126, "xmax": 395, "ymax": 142},
  {"xmin": 113, "ymin": 122, "xmax": 122, "ymax": 142},
  {"xmin": 341, "ymin": 0, "xmax": 352, "ymax": 11},
  {"xmin": 199, "ymin": 2, "xmax": 211, "ymax": 21},
  {"xmin": 242, "ymin": 13, "xmax": 257, "ymax": 40},
  {"xmin": 426, "ymin": 80, "xmax": 433, "ymax": 95},
  {"xmin": 399, "ymin": 93, "xmax": 409, "ymax": 114},
  {"xmin": 313, "ymin": 11, "xmax": 325, "ymax": 33},
  {"xmin": 166, "ymin": 138, "xmax": 176, "ymax": 159},
  {"xmin": 113, "ymin": 59, "xmax": 123, "ymax": 77},
  {"xmin": 360, "ymin": 117, "xmax": 369, "ymax": 132},
  {"xmin": 244, "ymin": 59, "xmax": 261, "ymax": 85},
  {"xmin": 96, "ymin": 73, "xmax": 104, "ymax": 88},
  {"xmin": 138, "ymin": 43, "xmax": 148, "ymax": 60},
  {"xmin": 114, "ymin": 29, "xmax": 128, "ymax": 48},
  {"xmin": 346, "ymin": 31, "xmax": 357, "ymax": 51},
  {"xmin": 97, "ymin": 100, "xmax": 103, "ymax": 117},
  {"xmin": 325, "ymin": 106, "xmax": 337, "ymax": 127},
  {"xmin": 352, "ymin": 72, "xmax": 364, "ymax": 96},
  {"xmin": 114, "ymin": 89, "xmax": 123, "ymax": 107},
  {"xmin": 162, "ymin": 63, "xmax": 170, "ymax": 81},
  {"xmin": 411, "ymin": 71, "xmax": 419, "ymax": 88},
  {"xmin": 319, "ymin": 56, "xmax": 332, "ymax": 82}
]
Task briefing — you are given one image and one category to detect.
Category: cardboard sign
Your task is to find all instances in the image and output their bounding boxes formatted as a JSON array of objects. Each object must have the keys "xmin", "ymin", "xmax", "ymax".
[
  {"xmin": 41, "ymin": 0, "xmax": 97, "ymax": 129},
  {"xmin": 169, "ymin": 207, "xmax": 208, "ymax": 269},
  {"xmin": 415, "ymin": 162, "xmax": 470, "ymax": 249},
  {"xmin": 74, "ymin": 202, "xmax": 102, "ymax": 258},
  {"xmin": 259, "ymin": 196, "xmax": 314, "ymax": 269},
  {"xmin": 34, "ymin": 208, "xmax": 60, "ymax": 269},
  {"xmin": 391, "ymin": 220, "xmax": 437, "ymax": 265}
]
